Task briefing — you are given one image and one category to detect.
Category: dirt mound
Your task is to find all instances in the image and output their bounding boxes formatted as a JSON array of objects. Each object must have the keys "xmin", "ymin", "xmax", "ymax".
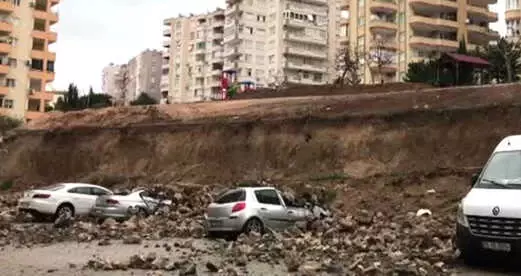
[{"xmin": 233, "ymin": 82, "xmax": 433, "ymax": 100}]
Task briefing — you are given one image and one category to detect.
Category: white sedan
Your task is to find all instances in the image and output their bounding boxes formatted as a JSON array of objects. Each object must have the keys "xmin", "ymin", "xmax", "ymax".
[{"xmin": 18, "ymin": 183, "xmax": 113, "ymax": 219}]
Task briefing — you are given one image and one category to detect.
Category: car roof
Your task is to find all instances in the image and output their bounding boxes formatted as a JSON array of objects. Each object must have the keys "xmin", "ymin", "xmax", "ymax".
[
  {"xmin": 237, "ymin": 187, "xmax": 277, "ymax": 192},
  {"xmin": 58, "ymin": 183, "xmax": 108, "ymax": 189},
  {"xmin": 494, "ymin": 135, "xmax": 521, "ymax": 153}
]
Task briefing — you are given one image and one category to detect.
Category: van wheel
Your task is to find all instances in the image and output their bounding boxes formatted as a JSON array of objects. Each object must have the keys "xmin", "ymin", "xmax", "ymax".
[
  {"xmin": 461, "ymin": 249, "xmax": 481, "ymax": 266},
  {"xmin": 243, "ymin": 218, "xmax": 263, "ymax": 234}
]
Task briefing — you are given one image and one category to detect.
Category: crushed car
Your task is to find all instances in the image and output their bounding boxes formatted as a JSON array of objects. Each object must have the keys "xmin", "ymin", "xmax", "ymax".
[
  {"xmin": 91, "ymin": 188, "xmax": 172, "ymax": 221},
  {"xmin": 204, "ymin": 186, "xmax": 317, "ymax": 236},
  {"xmin": 17, "ymin": 183, "xmax": 113, "ymax": 221}
]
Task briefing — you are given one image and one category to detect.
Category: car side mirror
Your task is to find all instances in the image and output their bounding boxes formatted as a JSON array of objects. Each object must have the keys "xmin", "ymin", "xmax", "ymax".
[{"xmin": 471, "ymin": 170, "xmax": 481, "ymax": 187}]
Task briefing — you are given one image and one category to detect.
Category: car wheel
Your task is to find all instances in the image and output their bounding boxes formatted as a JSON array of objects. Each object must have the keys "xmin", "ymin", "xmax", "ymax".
[
  {"xmin": 136, "ymin": 207, "xmax": 148, "ymax": 218},
  {"xmin": 55, "ymin": 204, "xmax": 74, "ymax": 219},
  {"xmin": 243, "ymin": 218, "xmax": 263, "ymax": 234},
  {"xmin": 461, "ymin": 248, "xmax": 481, "ymax": 266}
]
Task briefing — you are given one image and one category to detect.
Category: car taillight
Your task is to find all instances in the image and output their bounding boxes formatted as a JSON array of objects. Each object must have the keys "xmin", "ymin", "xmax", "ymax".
[
  {"xmin": 106, "ymin": 199, "xmax": 119, "ymax": 205},
  {"xmin": 33, "ymin": 194, "xmax": 50, "ymax": 199},
  {"xmin": 231, "ymin": 202, "xmax": 246, "ymax": 213}
]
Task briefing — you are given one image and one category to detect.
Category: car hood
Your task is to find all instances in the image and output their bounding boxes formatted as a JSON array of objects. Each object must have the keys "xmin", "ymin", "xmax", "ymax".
[{"xmin": 463, "ymin": 188, "xmax": 521, "ymax": 218}]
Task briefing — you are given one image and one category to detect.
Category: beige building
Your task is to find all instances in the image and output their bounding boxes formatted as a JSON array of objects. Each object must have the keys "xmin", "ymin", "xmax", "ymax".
[
  {"xmin": 163, "ymin": 9, "xmax": 226, "ymax": 103},
  {"xmin": 506, "ymin": 0, "xmax": 521, "ymax": 37},
  {"xmin": 224, "ymin": 0, "xmax": 338, "ymax": 87},
  {"xmin": 102, "ymin": 50, "xmax": 163, "ymax": 104},
  {"xmin": 0, "ymin": 0, "xmax": 59, "ymax": 121},
  {"xmin": 101, "ymin": 63, "xmax": 122, "ymax": 99},
  {"xmin": 340, "ymin": 0, "xmax": 498, "ymax": 84}
]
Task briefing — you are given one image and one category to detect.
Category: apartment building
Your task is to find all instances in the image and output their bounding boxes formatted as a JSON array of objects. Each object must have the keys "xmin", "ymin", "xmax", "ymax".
[
  {"xmin": 126, "ymin": 49, "xmax": 162, "ymax": 101},
  {"xmin": 102, "ymin": 50, "xmax": 163, "ymax": 104},
  {"xmin": 224, "ymin": 0, "xmax": 338, "ymax": 87},
  {"xmin": 101, "ymin": 63, "xmax": 122, "ymax": 99},
  {"xmin": 0, "ymin": 0, "xmax": 59, "ymax": 121},
  {"xmin": 340, "ymin": 0, "xmax": 498, "ymax": 84},
  {"xmin": 163, "ymin": 9, "xmax": 226, "ymax": 103},
  {"xmin": 506, "ymin": 0, "xmax": 521, "ymax": 37}
]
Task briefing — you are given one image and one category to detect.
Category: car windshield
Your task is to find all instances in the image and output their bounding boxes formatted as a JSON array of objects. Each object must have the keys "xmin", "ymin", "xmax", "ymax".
[{"xmin": 475, "ymin": 151, "xmax": 521, "ymax": 189}]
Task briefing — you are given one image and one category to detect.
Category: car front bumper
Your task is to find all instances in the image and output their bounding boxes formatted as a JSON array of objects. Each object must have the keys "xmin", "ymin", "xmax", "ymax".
[{"xmin": 456, "ymin": 223, "xmax": 521, "ymax": 256}]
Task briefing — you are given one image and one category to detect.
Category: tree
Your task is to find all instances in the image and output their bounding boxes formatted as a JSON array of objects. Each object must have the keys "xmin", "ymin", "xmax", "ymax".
[
  {"xmin": 366, "ymin": 37, "xmax": 393, "ymax": 84},
  {"xmin": 55, "ymin": 83, "xmax": 112, "ymax": 112},
  {"xmin": 335, "ymin": 45, "xmax": 364, "ymax": 87},
  {"xmin": 130, "ymin": 93, "xmax": 158, "ymax": 106},
  {"xmin": 404, "ymin": 59, "xmax": 454, "ymax": 87},
  {"xmin": 474, "ymin": 38, "xmax": 521, "ymax": 84}
]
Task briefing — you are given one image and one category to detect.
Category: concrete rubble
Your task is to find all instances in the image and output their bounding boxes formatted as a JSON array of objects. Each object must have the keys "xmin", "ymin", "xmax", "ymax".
[{"xmin": 0, "ymin": 182, "xmax": 459, "ymax": 274}]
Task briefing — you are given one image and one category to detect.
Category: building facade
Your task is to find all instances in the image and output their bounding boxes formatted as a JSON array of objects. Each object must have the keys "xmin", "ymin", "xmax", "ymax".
[
  {"xmin": 102, "ymin": 50, "xmax": 163, "ymax": 104},
  {"xmin": 223, "ymin": 0, "xmax": 338, "ymax": 88},
  {"xmin": 101, "ymin": 63, "xmax": 122, "ymax": 99},
  {"xmin": 340, "ymin": 0, "xmax": 498, "ymax": 84},
  {"xmin": 506, "ymin": 0, "xmax": 521, "ymax": 37},
  {"xmin": 163, "ymin": 9, "xmax": 226, "ymax": 103},
  {"xmin": 0, "ymin": 0, "xmax": 59, "ymax": 121}
]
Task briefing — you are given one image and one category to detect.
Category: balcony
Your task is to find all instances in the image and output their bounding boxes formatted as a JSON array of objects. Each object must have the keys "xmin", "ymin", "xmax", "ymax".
[
  {"xmin": 33, "ymin": 10, "xmax": 59, "ymax": 24},
  {"xmin": 0, "ymin": 20, "xmax": 12, "ymax": 33},
  {"xmin": 409, "ymin": 0, "xmax": 458, "ymax": 11},
  {"xmin": 370, "ymin": 39, "xmax": 398, "ymax": 50},
  {"xmin": 29, "ymin": 91, "xmax": 53, "ymax": 101},
  {"xmin": 467, "ymin": 25, "xmax": 500, "ymax": 39},
  {"xmin": 0, "ymin": 63, "xmax": 8, "ymax": 74},
  {"xmin": 284, "ymin": 18, "xmax": 321, "ymax": 29},
  {"xmin": 506, "ymin": 9, "xmax": 521, "ymax": 21},
  {"xmin": 339, "ymin": 35, "xmax": 349, "ymax": 45},
  {"xmin": 300, "ymin": 0, "xmax": 327, "ymax": 6},
  {"xmin": 0, "ymin": 41, "xmax": 11, "ymax": 54},
  {"xmin": 223, "ymin": 47, "xmax": 241, "ymax": 58},
  {"xmin": 0, "ymin": 85, "xmax": 7, "ymax": 95},
  {"xmin": 371, "ymin": 0, "xmax": 398, "ymax": 13},
  {"xmin": 285, "ymin": 32, "xmax": 327, "ymax": 46},
  {"xmin": 223, "ymin": 33, "xmax": 241, "ymax": 45},
  {"xmin": 29, "ymin": 70, "xmax": 55, "ymax": 82},
  {"xmin": 370, "ymin": 19, "xmax": 397, "ymax": 34},
  {"xmin": 32, "ymin": 30, "xmax": 57, "ymax": 43},
  {"xmin": 0, "ymin": 1, "xmax": 14, "ymax": 13},
  {"xmin": 31, "ymin": 50, "xmax": 56, "ymax": 61},
  {"xmin": 409, "ymin": 36, "xmax": 459, "ymax": 50},
  {"xmin": 284, "ymin": 47, "xmax": 328, "ymax": 59},
  {"xmin": 163, "ymin": 40, "xmax": 170, "ymax": 48},
  {"xmin": 211, "ymin": 69, "xmax": 222, "ymax": 76},
  {"xmin": 285, "ymin": 60, "xmax": 327, "ymax": 73},
  {"xmin": 409, "ymin": 15, "xmax": 459, "ymax": 32},
  {"xmin": 467, "ymin": 5, "xmax": 498, "ymax": 22},
  {"xmin": 163, "ymin": 28, "xmax": 171, "ymax": 37}
]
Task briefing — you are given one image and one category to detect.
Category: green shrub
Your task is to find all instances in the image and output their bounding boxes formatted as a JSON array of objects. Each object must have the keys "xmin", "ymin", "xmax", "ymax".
[
  {"xmin": 0, "ymin": 115, "xmax": 22, "ymax": 132},
  {"xmin": 0, "ymin": 180, "xmax": 13, "ymax": 191}
]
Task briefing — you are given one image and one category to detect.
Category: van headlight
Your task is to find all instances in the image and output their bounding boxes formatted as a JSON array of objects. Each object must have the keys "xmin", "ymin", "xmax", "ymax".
[{"xmin": 457, "ymin": 202, "xmax": 469, "ymax": 227}]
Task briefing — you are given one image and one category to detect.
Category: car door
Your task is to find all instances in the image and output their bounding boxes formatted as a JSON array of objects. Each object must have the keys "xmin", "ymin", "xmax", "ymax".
[
  {"xmin": 253, "ymin": 189, "xmax": 290, "ymax": 230},
  {"xmin": 89, "ymin": 187, "xmax": 112, "ymax": 211},
  {"xmin": 67, "ymin": 187, "xmax": 95, "ymax": 215}
]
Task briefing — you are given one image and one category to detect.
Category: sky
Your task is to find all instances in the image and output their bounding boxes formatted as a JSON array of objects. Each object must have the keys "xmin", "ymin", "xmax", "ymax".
[{"xmin": 53, "ymin": 0, "xmax": 506, "ymax": 94}]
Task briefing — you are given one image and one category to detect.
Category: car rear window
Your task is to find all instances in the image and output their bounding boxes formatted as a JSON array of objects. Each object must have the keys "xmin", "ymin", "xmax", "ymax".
[
  {"xmin": 254, "ymin": 189, "xmax": 282, "ymax": 205},
  {"xmin": 216, "ymin": 190, "xmax": 246, "ymax": 204},
  {"xmin": 41, "ymin": 184, "xmax": 65, "ymax": 191}
]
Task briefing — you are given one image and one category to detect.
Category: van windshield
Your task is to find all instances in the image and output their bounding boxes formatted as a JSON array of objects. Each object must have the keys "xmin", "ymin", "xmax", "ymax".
[{"xmin": 476, "ymin": 151, "xmax": 521, "ymax": 189}]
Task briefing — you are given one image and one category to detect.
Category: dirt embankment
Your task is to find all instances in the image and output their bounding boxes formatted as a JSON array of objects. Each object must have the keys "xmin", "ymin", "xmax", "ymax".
[{"xmin": 2, "ymin": 84, "xmax": 521, "ymax": 193}]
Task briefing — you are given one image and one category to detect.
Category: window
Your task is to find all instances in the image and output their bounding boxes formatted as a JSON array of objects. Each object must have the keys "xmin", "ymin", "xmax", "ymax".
[
  {"xmin": 8, "ymin": 58, "xmax": 16, "ymax": 67},
  {"xmin": 254, "ymin": 189, "xmax": 281, "ymax": 205},
  {"xmin": 6, "ymin": 78, "xmax": 15, "ymax": 87},
  {"xmin": 3, "ymin": 99, "xmax": 13, "ymax": 108},
  {"xmin": 216, "ymin": 190, "xmax": 246, "ymax": 204},
  {"xmin": 68, "ymin": 187, "xmax": 91, "ymax": 195},
  {"xmin": 91, "ymin": 188, "xmax": 111, "ymax": 196}
]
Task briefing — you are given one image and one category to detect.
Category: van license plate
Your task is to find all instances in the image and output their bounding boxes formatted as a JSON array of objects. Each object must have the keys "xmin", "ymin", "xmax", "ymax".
[
  {"xmin": 482, "ymin": 241, "xmax": 511, "ymax": 252},
  {"xmin": 210, "ymin": 220, "xmax": 223, "ymax": 227}
]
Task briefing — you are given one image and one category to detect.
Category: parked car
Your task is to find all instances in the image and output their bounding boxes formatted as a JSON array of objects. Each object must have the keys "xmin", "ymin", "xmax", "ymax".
[
  {"xmin": 204, "ymin": 187, "xmax": 312, "ymax": 235},
  {"xmin": 91, "ymin": 188, "xmax": 172, "ymax": 220},
  {"xmin": 18, "ymin": 183, "xmax": 113, "ymax": 220},
  {"xmin": 456, "ymin": 135, "xmax": 521, "ymax": 264}
]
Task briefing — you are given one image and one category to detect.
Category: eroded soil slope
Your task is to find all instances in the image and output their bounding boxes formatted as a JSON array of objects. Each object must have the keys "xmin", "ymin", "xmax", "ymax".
[{"xmin": 1, "ymin": 83, "xmax": 521, "ymax": 191}]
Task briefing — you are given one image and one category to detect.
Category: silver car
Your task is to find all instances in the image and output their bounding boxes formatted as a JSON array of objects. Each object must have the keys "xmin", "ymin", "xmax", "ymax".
[
  {"xmin": 205, "ymin": 187, "xmax": 311, "ymax": 234},
  {"xmin": 91, "ymin": 189, "xmax": 171, "ymax": 220}
]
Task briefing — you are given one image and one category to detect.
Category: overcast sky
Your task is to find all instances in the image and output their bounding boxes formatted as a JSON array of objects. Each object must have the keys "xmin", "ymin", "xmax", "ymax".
[{"xmin": 52, "ymin": 0, "xmax": 505, "ymax": 93}]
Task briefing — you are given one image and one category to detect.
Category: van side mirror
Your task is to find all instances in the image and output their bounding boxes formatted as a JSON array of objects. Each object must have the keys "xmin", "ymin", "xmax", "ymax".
[{"xmin": 471, "ymin": 174, "xmax": 479, "ymax": 187}]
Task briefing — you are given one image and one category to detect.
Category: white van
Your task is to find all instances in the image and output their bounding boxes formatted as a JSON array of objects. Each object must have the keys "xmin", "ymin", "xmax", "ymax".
[{"xmin": 456, "ymin": 135, "xmax": 521, "ymax": 263}]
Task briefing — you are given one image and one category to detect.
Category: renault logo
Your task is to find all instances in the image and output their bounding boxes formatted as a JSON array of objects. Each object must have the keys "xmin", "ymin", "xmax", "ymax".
[{"xmin": 492, "ymin": 206, "xmax": 500, "ymax": 216}]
